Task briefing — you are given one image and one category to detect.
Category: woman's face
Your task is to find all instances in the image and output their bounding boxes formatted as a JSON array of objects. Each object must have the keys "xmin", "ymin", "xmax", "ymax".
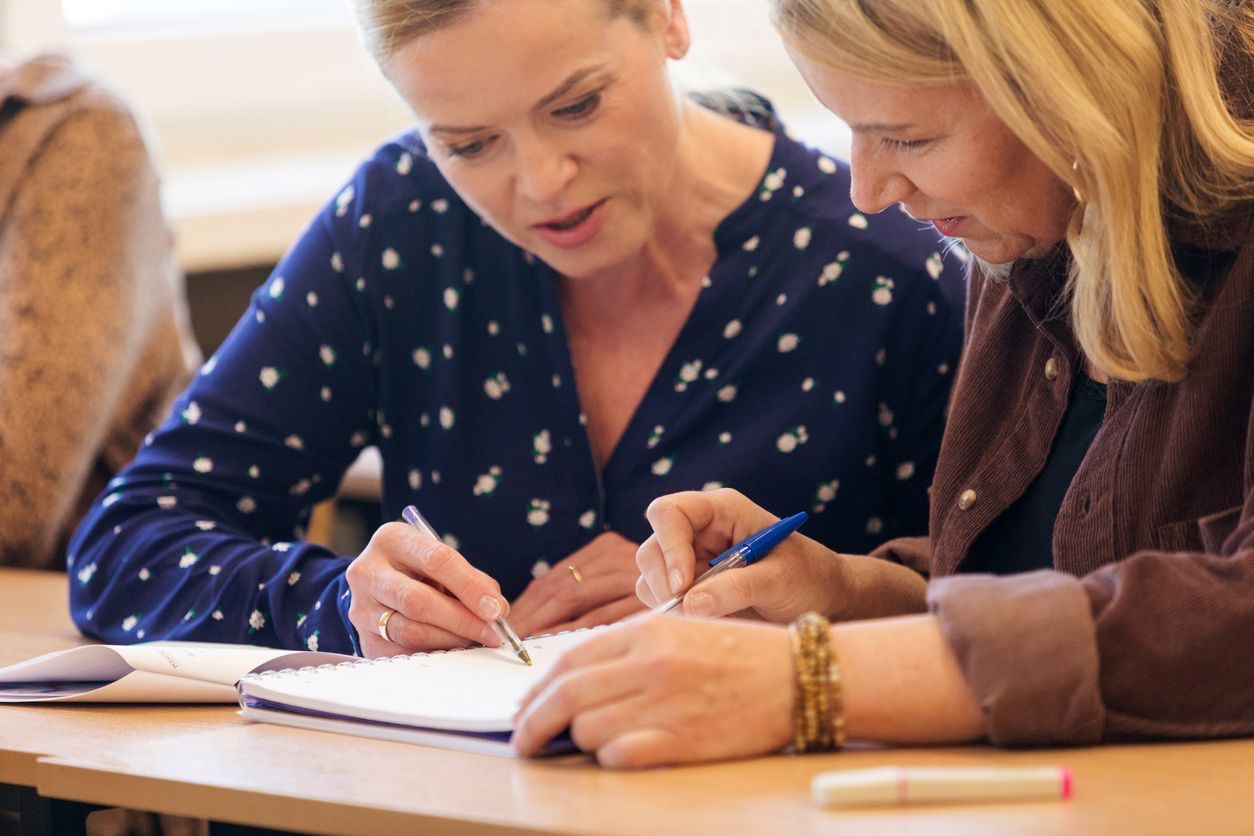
[
  {"xmin": 388, "ymin": 0, "xmax": 688, "ymax": 279},
  {"xmin": 786, "ymin": 47, "xmax": 1075, "ymax": 265}
]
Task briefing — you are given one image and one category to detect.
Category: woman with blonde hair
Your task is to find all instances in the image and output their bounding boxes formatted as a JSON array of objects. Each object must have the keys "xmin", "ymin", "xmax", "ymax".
[
  {"xmin": 513, "ymin": 0, "xmax": 1254, "ymax": 766},
  {"xmin": 68, "ymin": 0, "xmax": 961, "ymax": 656}
]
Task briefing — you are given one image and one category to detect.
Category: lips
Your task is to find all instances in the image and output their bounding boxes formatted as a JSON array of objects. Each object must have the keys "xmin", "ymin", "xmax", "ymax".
[
  {"xmin": 538, "ymin": 204, "xmax": 597, "ymax": 230},
  {"xmin": 925, "ymin": 216, "xmax": 965, "ymax": 237},
  {"xmin": 531, "ymin": 199, "xmax": 608, "ymax": 250}
]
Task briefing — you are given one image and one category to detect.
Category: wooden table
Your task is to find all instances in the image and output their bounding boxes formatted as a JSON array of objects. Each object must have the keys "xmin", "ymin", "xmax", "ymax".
[{"xmin": 4, "ymin": 568, "xmax": 1254, "ymax": 835}]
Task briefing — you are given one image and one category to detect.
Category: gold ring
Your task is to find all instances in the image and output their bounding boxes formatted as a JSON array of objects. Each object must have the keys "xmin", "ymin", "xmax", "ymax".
[
  {"xmin": 569, "ymin": 565, "xmax": 583, "ymax": 583},
  {"xmin": 378, "ymin": 608, "xmax": 397, "ymax": 643}
]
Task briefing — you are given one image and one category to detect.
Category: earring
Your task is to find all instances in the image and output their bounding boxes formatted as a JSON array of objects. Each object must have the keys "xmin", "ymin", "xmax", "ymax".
[{"xmin": 1071, "ymin": 159, "xmax": 1084, "ymax": 204}]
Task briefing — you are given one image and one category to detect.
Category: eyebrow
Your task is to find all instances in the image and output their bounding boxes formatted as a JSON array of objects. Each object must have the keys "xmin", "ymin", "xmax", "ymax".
[
  {"xmin": 848, "ymin": 122, "xmax": 917, "ymax": 134},
  {"xmin": 428, "ymin": 65, "xmax": 606, "ymax": 136}
]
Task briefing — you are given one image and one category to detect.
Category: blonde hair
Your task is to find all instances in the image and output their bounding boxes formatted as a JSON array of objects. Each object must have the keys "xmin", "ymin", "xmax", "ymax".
[
  {"xmin": 353, "ymin": 0, "xmax": 652, "ymax": 67},
  {"xmin": 771, "ymin": 0, "xmax": 1254, "ymax": 382}
]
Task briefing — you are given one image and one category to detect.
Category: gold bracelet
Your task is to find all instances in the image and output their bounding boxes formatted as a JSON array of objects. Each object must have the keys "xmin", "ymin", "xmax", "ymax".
[{"xmin": 789, "ymin": 611, "xmax": 845, "ymax": 753}]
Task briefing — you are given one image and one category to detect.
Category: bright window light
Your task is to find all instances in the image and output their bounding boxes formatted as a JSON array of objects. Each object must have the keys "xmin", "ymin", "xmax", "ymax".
[{"xmin": 60, "ymin": 0, "xmax": 349, "ymax": 32}]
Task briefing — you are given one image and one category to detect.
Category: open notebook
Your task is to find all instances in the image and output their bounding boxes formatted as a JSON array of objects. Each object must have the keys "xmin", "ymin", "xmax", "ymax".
[
  {"xmin": 238, "ymin": 628, "xmax": 598, "ymax": 757},
  {"xmin": 0, "ymin": 643, "xmax": 352, "ymax": 703}
]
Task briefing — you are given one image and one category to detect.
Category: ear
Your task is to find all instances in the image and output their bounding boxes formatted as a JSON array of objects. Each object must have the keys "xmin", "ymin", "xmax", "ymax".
[{"xmin": 658, "ymin": 0, "xmax": 692, "ymax": 60}]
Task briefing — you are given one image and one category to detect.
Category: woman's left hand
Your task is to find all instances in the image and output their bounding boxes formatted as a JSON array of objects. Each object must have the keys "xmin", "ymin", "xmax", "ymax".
[
  {"xmin": 511, "ymin": 615, "xmax": 793, "ymax": 767},
  {"xmin": 507, "ymin": 532, "xmax": 646, "ymax": 638}
]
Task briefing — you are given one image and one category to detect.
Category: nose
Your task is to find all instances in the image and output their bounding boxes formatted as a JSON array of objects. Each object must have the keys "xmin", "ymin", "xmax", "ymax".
[
  {"xmin": 848, "ymin": 137, "xmax": 913, "ymax": 214},
  {"xmin": 514, "ymin": 136, "xmax": 577, "ymax": 205}
]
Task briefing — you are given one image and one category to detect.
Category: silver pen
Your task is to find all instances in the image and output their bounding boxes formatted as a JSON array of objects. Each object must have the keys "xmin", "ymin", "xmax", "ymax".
[{"xmin": 401, "ymin": 505, "xmax": 531, "ymax": 665}]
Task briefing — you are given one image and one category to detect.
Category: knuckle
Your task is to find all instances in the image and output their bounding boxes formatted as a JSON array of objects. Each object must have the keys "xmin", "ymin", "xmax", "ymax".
[
  {"xmin": 344, "ymin": 555, "xmax": 373, "ymax": 589},
  {"xmin": 347, "ymin": 604, "xmax": 366, "ymax": 628},
  {"xmin": 396, "ymin": 583, "xmax": 431, "ymax": 621},
  {"xmin": 553, "ymin": 580, "xmax": 581, "ymax": 608},
  {"xmin": 639, "ymin": 650, "xmax": 678, "ymax": 685},
  {"xmin": 728, "ymin": 571, "xmax": 755, "ymax": 604},
  {"xmin": 644, "ymin": 495, "xmax": 671, "ymax": 518},
  {"xmin": 417, "ymin": 542, "xmax": 457, "ymax": 576},
  {"xmin": 369, "ymin": 521, "xmax": 409, "ymax": 551}
]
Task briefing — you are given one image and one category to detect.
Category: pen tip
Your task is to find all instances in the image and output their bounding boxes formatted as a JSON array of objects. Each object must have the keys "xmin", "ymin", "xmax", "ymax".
[{"xmin": 519, "ymin": 649, "xmax": 533, "ymax": 666}]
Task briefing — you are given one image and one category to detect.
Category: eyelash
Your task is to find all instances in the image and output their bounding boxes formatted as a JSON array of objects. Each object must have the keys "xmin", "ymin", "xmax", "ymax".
[
  {"xmin": 554, "ymin": 91, "xmax": 602, "ymax": 121},
  {"xmin": 881, "ymin": 138, "xmax": 928, "ymax": 151},
  {"xmin": 445, "ymin": 91, "xmax": 603, "ymax": 159},
  {"xmin": 447, "ymin": 139, "xmax": 490, "ymax": 158}
]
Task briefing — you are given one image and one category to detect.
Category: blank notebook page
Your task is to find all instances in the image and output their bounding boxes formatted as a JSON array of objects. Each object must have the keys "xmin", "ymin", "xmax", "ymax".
[{"xmin": 239, "ymin": 628, "xmax": 599, "ymax": 733}]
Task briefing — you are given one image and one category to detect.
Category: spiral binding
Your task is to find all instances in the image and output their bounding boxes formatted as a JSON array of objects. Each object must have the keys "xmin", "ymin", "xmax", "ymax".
[{"xmin": 243, "ymin": 626, "xmax": 590, "ymax": 682}]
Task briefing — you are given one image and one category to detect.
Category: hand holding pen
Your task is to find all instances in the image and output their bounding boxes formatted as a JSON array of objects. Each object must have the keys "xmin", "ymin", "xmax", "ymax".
[
  {"xmin": 343, "ymin": 506, "xmax": 530, "ymax": 662},
  {"xmin": 400, "ymin": 506, "xmax": 530, "ymax": 665},
  {"xmin": 636, "ymin": 489, "xmax": 835, "ymax": 622},
  {"xmin": 650, "ymin": 512, "xmax": 808, "ymax": 614}
]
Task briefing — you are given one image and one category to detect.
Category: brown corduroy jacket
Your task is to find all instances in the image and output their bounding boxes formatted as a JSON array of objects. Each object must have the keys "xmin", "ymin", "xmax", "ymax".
[{"xmin": 875, "ymin": 199, "xmax": 1254, "ymax": 745}]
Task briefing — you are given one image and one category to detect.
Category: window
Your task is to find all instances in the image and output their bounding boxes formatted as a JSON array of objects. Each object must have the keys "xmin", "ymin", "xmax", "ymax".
[{"xmin": 61, "ymin": 0, "xmax": 347, "ymax": 31}]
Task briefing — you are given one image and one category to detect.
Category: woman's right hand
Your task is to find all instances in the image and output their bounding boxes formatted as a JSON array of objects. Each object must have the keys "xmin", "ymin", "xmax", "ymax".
[
  {"xmin": 346, "ymin": 521, "xmax": 510, "ymax": 657},
  {"xmin": 635, "ymin": 489, "xmax": 927, "ymax": 623}
]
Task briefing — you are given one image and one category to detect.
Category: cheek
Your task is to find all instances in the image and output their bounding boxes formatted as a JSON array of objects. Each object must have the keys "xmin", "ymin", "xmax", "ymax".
[{"xmin": 435, "ymin": 164, "xmax": 511, "ymax": 223}]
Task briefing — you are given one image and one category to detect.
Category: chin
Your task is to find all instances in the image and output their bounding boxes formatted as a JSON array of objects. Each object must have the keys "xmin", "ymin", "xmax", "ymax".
[
  {"xmin": 533, "ymin": 244, "xmax": 618, "ymax": 280},
  {"xmin": 962, "ymin": 238, "xmax": 1034, "ymax": 266},
  {"xmin": 538, "ymin": 234, "xmax": 644, "ymax": 280}
]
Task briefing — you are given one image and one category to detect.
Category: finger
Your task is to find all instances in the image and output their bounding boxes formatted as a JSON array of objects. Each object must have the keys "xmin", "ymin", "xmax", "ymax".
[
  {"xmin": 643, "ymin": 493, "xmax": 711, "ymax": 597},
  {"xmin": 547, "ymin": 594, "xmax": 647, "ymax": 634},
  {"xmin": 635, "ymin": 574, "xmax": 659, "ymax": 608},
  {"xmin": 598, "ymin": 727, "xmax": 684, "ymax": 769},
  {"xmin": 512, "ymin": 657, "xmax": 642, "ymax": 757},
  {"xmin": 368, "ymin": 607, "xmax": 476, "ymax": 655},
  {"xmin": 372, "ymin": 567, "xmax": 498, "ymax": 646},
  {"xmin": 511, "ymin": 568, "xmax": 639, "ymax": 638},
  {"xmin": 681, "ymin": 562, "xmax": 766, "ymax": 619},
  {"xmin": 515, "ymin": 624, "xmax": 634, "ymax": 714},
  {"xmin": 634, "ymin": 534, "xmax": 673, "ymax": 606},
  {"xmin": 388, "ymin": 523, "xmax": 508, "ymax": 622},
  {"xmin": 567, "ymin": 690, "xmax": 653, "ymax": 754}
]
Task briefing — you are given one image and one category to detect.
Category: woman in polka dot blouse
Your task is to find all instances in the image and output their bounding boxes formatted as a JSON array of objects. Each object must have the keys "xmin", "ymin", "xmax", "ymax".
[{"xmin": 68, "ymin": 0, "xmax": 963, "ymax": 655}]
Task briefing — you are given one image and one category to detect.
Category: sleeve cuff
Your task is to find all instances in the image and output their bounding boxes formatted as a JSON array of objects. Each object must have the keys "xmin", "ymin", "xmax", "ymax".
[
  {"xmin": 870, "ymin": 536, "xmax": 932, "ymax": 576},
  {"xmin": 928, "ymin": 570, "xmax": 1105, "ymax": 745}
]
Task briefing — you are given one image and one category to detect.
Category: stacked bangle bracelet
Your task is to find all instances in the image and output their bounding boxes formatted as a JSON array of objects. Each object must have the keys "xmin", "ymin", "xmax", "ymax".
[{"xmin": 789, "ymin": 611, "xmax": 845, "ymax": 753}]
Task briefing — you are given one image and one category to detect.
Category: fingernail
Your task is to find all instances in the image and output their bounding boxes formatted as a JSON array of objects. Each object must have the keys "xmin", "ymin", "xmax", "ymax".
[
  {"xmin": 668, "ymin": 568, "xmax": 683, "ymax": 594},
  {"xmin": 482, "ymin": 625, "xmax": 501, "ymax": 645},
  {"xmin": 687, "ymin": 592, "xmax": 713, "ymax": 616},
  {"xmin": 479, "ymin": 595, "xmax": 502, "ymax": 619}
]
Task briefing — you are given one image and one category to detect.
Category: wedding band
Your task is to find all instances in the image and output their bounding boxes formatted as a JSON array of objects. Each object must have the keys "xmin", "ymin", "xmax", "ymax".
[
  {"xmin": 378, "ymin": 608, "xmax": 397, "ymax": 643},
  {"xmin": 569, "ymin": 565, "xmax": 583, "ymax": 583}
]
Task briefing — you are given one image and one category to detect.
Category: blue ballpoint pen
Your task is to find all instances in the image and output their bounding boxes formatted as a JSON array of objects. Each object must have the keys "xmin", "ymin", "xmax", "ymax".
[
  {"xmin": 401, "ymin": 505, "xmax": 532, "ymax": 665},
  {"xmin": 651, "ymin": 511, "xmax": 809, "ymax": 615}
]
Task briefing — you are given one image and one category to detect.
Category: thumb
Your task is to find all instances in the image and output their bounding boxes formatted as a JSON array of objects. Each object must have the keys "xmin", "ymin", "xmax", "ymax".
[{"xmin": 681, "ymin": 564, "xmax": 760, "ymax": 618}]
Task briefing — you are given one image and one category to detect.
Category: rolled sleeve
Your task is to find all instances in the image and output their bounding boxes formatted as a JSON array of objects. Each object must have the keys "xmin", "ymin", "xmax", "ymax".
[
  {"xmin": 928, "ymin": 569, "xmax": 1105, "ymax": 745},
  {"xmin": 871, "ymin": 535, "xmax": 932, "ymax": 576}
]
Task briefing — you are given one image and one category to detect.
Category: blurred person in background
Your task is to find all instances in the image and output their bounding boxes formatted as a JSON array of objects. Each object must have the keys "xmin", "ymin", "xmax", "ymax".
[{"xmin": 0, "ymin": 53, "xmax": 200, "ymax": 571}]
